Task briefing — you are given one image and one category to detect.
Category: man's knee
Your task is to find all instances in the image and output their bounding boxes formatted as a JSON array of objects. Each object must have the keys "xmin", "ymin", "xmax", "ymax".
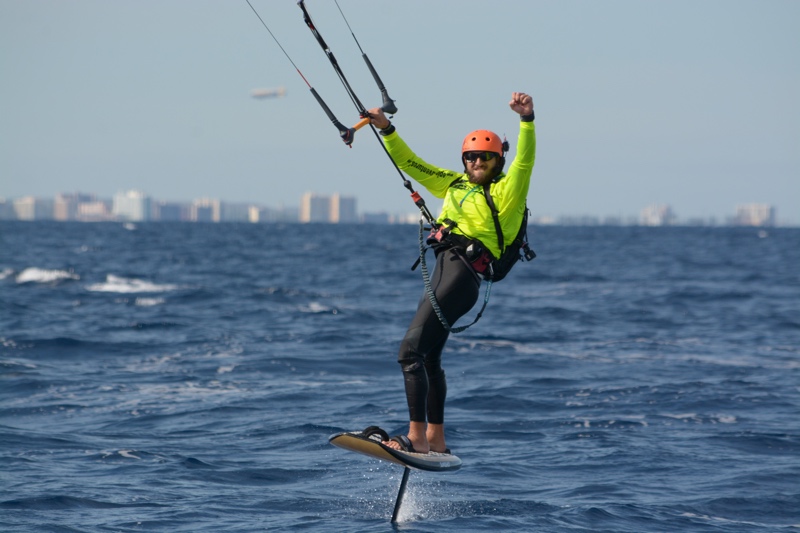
[
  {"xmin": 398, "ymin": 355, "xmax": 424, "ymax": 375},
  {"xmin": 398, "ymin": 326, "xmax": 424, "ymax": 370}
]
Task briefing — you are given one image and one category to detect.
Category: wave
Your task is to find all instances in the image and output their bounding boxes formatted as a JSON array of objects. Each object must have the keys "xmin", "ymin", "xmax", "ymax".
[
  {"xmin": 0, "ymin": 495, "xmax": 163, "ymax": 510},
  {"xmin": 15, "ymin": 267, "xmax": 79, "ymax": 284},
  {"xmin": 85, "ymin": 274, "xmax": 180, "ymax": 293},
  {"xmin": 135, "ymin": 297, "xmax": 166, "ymax": 306},
  {"xmin": 298, "ymin": 301, "xmax": 339, "ymax": 314}
]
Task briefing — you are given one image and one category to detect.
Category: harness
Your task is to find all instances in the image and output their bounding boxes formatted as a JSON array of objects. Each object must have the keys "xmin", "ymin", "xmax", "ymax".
[
  {"xmin": 416, "ymin": 219, "xmax": 493, "ymax": 334},
  {"xmin": 413, "ymin": 178, "xmax": 535, "ymax": 333},
  {"xmin": 412, "ymin": 181, "xmax": 492, "ymax": 333}
]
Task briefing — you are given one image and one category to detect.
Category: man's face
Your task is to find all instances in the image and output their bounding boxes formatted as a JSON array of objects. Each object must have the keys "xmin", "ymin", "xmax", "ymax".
[{"xmin": 464, "ymin": 151, "xmax": 500, "ymax": 185}]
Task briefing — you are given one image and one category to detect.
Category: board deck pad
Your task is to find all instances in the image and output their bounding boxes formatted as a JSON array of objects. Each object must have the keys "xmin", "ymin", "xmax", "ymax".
[{"xmin": 329, "ymin": 430, "xmax": 462, "ymax": 472}]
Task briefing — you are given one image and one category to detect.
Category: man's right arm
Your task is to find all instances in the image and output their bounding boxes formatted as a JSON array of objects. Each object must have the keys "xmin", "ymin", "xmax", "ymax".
[{"xmin": 381, "ymin": 130, "xmax": 461, "ymax": 199}]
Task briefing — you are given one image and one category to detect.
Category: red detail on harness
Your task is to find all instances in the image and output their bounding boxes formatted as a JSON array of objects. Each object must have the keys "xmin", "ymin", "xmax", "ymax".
[{"xmin": 470, "ymin": 252, "xmax": 492, "ymax": 274}]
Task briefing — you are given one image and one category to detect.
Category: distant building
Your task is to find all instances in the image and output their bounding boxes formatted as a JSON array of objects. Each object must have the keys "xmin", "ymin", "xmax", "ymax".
[
  {"xmin": 300, "ymin": 193, "xmax": 330, "ymax": 223},
  {"xmin": 113, "ymin": 190, "xmax": 152, "ymax": 221},
  {"xmin": 54, "ymin": 194, "xmax": 77, "ymax": 221},
  {"xmin": 529, "ymin": 215, "xmax": 556, "ymax": 225},
  {"xmin": 330, "ymin": 193, "xmax": 358, "ymax": 223},
  {"xmin": 191, "ymin": 198, "xmax": 221, "ymax": 222},
  {"xmin": 558, "ymin": 214, "xmax": 601, "ymax": 226},
  {"xmin": 363, "ymin": 212, "xmax": 425, "ymax": 224},
  {"xmin": 153, "ymin": 201, "xmax": 188, "ymax": 221},
  {"xmin": 391, "ymin": 212, "xmax": 424, "ymax": 224},
  {"xmin": 54, "ymin": 193, "xmax": 95, "ymax": 221},
  {"xmin": 192, "ymin": 205, "xmax": 214, "ymax": 222},
  {"xmin": 734, "ymin": 204, "xmax": 775, "ymax": 227},
  {"xmin": 0, "ymin": 198, "xmax": 12, "ymax": 220},
  {"xmin": 362, "ymin": 212, "xmax": 391, "ymax": 224},
  {"xmin": 13, "ymin": 197, "xmax": 36, "ymax": 220},
  {"xmin": 300, "ymin": 192, "xmax": 360, "ymax": 223},
  {"xmin": 220, "ymin": 202, "xmax": 251, "ymax": 223},
  {"xmin": 76, "ymin": 200, "xmax": 113, "ymax": 221},
  {"xmin": 250, "ymin": 205, "xmax": 298, "ymax": 223},
  {"xmin": 13, "ymin": 196, "xmax": 53, "ymax": 221},
  {"xmin": 640, "ymin": 204, "xmax": 676, "ymax": 226},
  {"xmin": 684, "ymin": 216, "xmax": 717, "ymax": 227}
]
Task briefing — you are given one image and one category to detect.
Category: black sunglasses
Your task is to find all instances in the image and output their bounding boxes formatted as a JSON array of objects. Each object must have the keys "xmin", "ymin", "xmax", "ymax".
[{"xmin": 463, "ymin": 151, "xmax": 498, "ymax": 162}]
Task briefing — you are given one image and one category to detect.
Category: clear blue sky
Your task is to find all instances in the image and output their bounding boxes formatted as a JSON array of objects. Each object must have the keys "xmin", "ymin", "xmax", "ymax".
[{"xmin": 2, "ymin": 0, "xmax": 798, "ymax": 224}]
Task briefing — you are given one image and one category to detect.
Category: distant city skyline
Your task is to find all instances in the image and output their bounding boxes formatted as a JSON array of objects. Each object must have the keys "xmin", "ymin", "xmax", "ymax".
[
  {"xmin": 2, "ymin": 2, "xmax": 798, "ymax": 226},
  {"xmin": 0, "ymin": 189, "xmax": 786, "ymax": 228}
]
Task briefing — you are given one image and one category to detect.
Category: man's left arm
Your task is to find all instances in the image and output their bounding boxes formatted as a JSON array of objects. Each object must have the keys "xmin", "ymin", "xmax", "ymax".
[{"xmin": 496, "ymin": 93, "xmax": 536, "ymax": 214}]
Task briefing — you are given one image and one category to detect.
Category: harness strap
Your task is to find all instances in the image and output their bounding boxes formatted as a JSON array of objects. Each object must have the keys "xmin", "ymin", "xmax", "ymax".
[
  {"xmin": 417, "ymin": 219, "xmax": 492, "ymax": 334},
  {"xmin": 482, "ymin": 184, "xmax": 504, "ymax": 252},
  {"xmin": 449, "ymin": 178, "xmax": 505, "ymax": 255}
]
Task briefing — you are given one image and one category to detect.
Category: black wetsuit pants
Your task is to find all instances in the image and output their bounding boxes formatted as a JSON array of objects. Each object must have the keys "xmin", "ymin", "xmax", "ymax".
[{"xmin": 398, "ymin": 247, "xmax": 481, "ymax": 424}]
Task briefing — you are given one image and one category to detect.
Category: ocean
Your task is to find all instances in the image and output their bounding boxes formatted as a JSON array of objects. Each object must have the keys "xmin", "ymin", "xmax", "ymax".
[{"xmin": 1, "ymin": 221, "xmax": 798, "ymax": 532}]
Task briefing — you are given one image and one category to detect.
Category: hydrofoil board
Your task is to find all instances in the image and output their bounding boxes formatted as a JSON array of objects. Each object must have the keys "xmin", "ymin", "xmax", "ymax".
[{"xmin": 329, "ymin": 426, "xmax": 461, "ymax": 472}]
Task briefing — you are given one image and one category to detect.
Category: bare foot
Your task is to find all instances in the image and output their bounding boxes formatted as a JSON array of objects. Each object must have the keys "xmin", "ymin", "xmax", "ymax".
[
  {"xmin": 427, "ymin": 423, "xmax": 448, "ymax": 453},
  {"xmin": 382, "ymin": 435, "xmax": 430, "ymax": 454},
  {"xmin": 382, "ymin": 422, "xmax": 430, "ymax": 453}
]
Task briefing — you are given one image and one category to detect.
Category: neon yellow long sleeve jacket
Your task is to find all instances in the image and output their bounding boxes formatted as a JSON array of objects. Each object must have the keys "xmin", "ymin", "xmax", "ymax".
[{"xmin": 382, "ymin": 120, "xmax": 536, "ymax": 259}]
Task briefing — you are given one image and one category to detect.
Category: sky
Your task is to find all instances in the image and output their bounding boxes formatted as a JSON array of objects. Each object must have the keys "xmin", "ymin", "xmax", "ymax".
[{"xmin": 2, "ymin": 0, "xmax": 799, "ymax": 224}]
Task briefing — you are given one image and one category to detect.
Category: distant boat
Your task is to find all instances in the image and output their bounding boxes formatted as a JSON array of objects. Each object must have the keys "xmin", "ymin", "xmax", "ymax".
[{"xmin": 250, "ymin": 87, "xmax": 287, "ymax": 99}]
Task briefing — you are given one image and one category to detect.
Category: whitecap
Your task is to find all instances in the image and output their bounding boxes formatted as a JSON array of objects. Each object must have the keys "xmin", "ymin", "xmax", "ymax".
[
  {"xmin": 86, "ymin": 274, "xmax": 179, "ymax": 293},
  {"xmin": 301, "ymin": 301, "xmax": 335, "ymax": 313},
  {"xmin": 1, "ymin": 338, "xmax": 20, "ymax": 348},
  {"xmin": 118, "ymin": 450, "xmax": 141, "ymax": 460},
  {"xmin": 135, "ymin": 297, "xmax": 165, "ymax": 307},
  {"xmin": 663, "ymin": 413, "xmax": 698, "ymax": 420},
  {"xmin": 0, "ymin": 267, "xmax": 14, "ymax": 280},
  {"xmin": 16, "ymin": 267, "xmax": 79, "ymax": 284}
]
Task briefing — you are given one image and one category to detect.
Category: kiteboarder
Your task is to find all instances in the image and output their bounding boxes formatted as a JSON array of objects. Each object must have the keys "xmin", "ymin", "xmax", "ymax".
[{"xmin": 368, "ymin": 91, "xmax": 536, "ymax": 454}]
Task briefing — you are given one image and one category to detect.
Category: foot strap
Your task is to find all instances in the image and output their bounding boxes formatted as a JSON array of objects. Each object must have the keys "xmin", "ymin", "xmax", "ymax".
[
  {"xmin": 390, "ymin": 435, "xmax": 416, "ymax": 453},
  {"xmin": 361, "ymin": 426, "xmax": 390, "ymax": 442}
]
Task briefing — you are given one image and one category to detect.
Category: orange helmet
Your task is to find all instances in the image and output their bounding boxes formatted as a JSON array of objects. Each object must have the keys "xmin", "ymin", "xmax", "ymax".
[{"xmin": 462, "ymin": 130, "xmax": 504, "ymax": 154}]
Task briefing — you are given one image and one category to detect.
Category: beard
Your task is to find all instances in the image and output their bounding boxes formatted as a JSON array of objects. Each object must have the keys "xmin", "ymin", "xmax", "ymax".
[{"xmin": 466, "ymin": 165, "xmax": 499, "ymax": 186}]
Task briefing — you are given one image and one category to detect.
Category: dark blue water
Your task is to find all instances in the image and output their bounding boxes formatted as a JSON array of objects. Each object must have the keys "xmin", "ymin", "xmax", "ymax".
[{"xmin": 1, "ymin": 221, "xmax": 798, "ymax": 532}]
